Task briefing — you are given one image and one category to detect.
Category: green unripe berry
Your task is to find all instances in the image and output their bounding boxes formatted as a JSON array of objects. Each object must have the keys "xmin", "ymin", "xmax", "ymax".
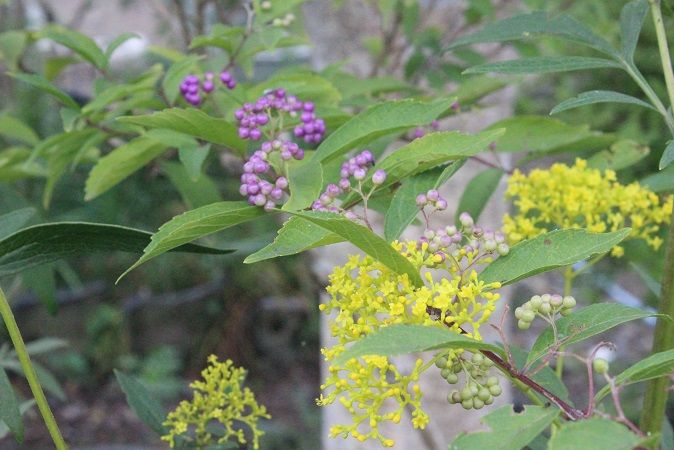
[
  {"xmin": 441, "ymin": 368, "xmax": 451, "ymax": 378},
  {"xmin": 471, "ymin": 353, "xmax": 484, "ymax": 364},
  {"xmin": 481, "ymin": 358, "xmax": 494, "ymax": 368},
  {"xmin": 514, "ymin": 307, "xmax": 524, "ymax": 319},
  {"xmin": 550, "ymin": 295, "xmax": 563, "ymax": 308},
  {"xmin": 469, "ymin": 383, "xmax": 479, "ymax": 395},
  {"xmin": 470, "ymin": 369, "xmax": 480, "ymax": 378},
  {"xmin": 435, "ymin": 356, "xmax": 448, "ymax": 368},
  {"xmin": 486, "ymin": 376, "xmax": 499, "ymax": 387},
  {"xmin": 446, "ymin": 373, "xmax": 459, "ymax": 384},
  {"xmin": 461, "ymin": 399, "xmax": 474, "ymax": 410},
  {"xmin": 517, "ymin": 319, "xmax": 531, "ymax": 330},
  {"xmin": 448, "ymin": 390, "xmax": 461, "ymax": 404},
  {"xmin": 477, "ymin": 388, "xmax": 491, "ymax": 402},
  {"xmin": 484, "ymin": 395, "xmax": 494, "ymax": 405},
  {"xmin": 539, "ymin": 303, "xmax": 552, "ymax": 314},
  {"xmin": 460, "ymin": 388, "xmax": 473, "ymax": 401},
  {"xmin": 452, "ymin": 363, "xmax": 462, "ymax": 373},
  {"xmin": 497, "ymin": 243, "xmax": 510, "ymax": 256},
  {"xmin": 489, "ymin": 385, "xmax": 502, "ymax": 396},
  {"xmin": 559, "ymin": 308, "xmax": 573, "ymax": 316},
  {"xmin": 541, "ymin": 294, "xmax": 551, "ymax": 303},
  {"xmin": 473, "ymin": 398, "xmax": 485, "ymax": 409},
  {"xmin": 562, "ymin": 296, "xmax": 576, "ymax": 308},
  {"xmin": 521, "ymin": 310, "xmax": 535, "ymax": 322},
  {"xmin": 593, "ymin": 358, "xmax": 610, "ymax": 375},
  {"xmin": 529, "ymin": 295, "xmax": 542, "ymax": 309}
]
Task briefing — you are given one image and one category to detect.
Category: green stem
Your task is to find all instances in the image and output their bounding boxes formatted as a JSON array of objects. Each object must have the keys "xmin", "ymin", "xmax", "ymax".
[
  {"xmin": 0, "ymin": 286, "xmax": 67, "ymax": 449},
  {"xmin": 641, "ymin": 1, "xmax": 674, "ymax": 435}
]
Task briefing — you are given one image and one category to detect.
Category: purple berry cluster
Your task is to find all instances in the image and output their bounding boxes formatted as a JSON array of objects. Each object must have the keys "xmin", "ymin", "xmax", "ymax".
[
  {"xmin": 416, "ymin": 189, "xmax": 448, "ymax": 211},
  {"xmin": 234, "ymin": 89, "xmax": 326, "ymax": 144},
  {"xmin": 179, "ymin": 70, "xmax": 237, "ymax": 106},
  {"xmin": 239, "ymin": 140, "xmax": 304, "ymax": 210},
  {"xmin": 411, "ymin": 120, "xmax": 440, "ymax": 139}
]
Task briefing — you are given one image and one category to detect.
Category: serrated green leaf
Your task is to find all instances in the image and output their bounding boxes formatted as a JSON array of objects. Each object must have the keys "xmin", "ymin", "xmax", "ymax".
[
  {"xmin": 334, "ymin": 324, "xmax": 504, "ymax": 365},
  {"xmin": 620, "ymin": 0, "xmax": 649, "ymax": 62},
  {"xmin": 595, "ymin": 349, "xmax": 674, "ymax": 402},
  {"xmin": 0, "ymin": 367, "xmax": 23, "ymax": 442},
  {"xmin": 85, "ymin": 136, "xmax": 168, "ymax": 200},
  {"xmin": 527, "ymin": 303, "xmax": 661, "ymax": 366},
  {"xmin": 162, "ymin": 161, "xmax": 221, "ymax": 209},
  {"xmin": 244, "ymin": 217, "xmax": 343, "ymax": 264},
  {"xmin": 455, "ymin": 168, "xmax": 503, "ymax": 225},
  {"xmin": 287, "ymin": 211, "xmax": 424, "ymax": 286},
  {"xmin": 162, "ymin": 55, "xmax": 202, "ymax": 104},
  {"xmin": 0, "ymin": 222, "xmax": 231, "ymax": 278},
  {"xmin": 659, "ymin": 141, "xmax": 674, "ymax": 170},
  {"xmin": 105, "ymin": 32, "xmax": 140, "ymax": 61},
  {"xmin": 283, "ymin": 158, "xmax": 323, "ymax": 211},
  {"xmin": 117, "ymin": 108, "xmax": 246, "ymax": 153},
  {"xmin": 642, "ymin": 165, "xmax": 674, "ymax": 192},
  {"xmin": 119, "ymin": 202, "xmax": 264, "ymax": 281},
  {"xmin": 550, "ymin": 90, "xmax": 656, "ymax": 115},
  {"xmin": 8, "ymin": 73, "xmax": 80, "ymax": 110},
  {"xmin": 115, "ymin": 370, "xmax": 167, "ymax": 435},
  {"xmin": 312, "ymin": 98, "xmax": 454, "ymax": 164},
  {"xmin": 40, "ymin": 25, "xmax": 106, "ymax": 69},
  {"xmin": 179, "ymin": 144, "xmax": 210, "ymax": 181},
  {"xmin": 447, "ymin": 11, "xmax": 618, "ymax": 57},
  {"xmin": 587, "ymin": 139, "xmax": 649, "ymax": 171},
  {"xmin": 0, "ymin": 208, "xmax": 36, "ymax": 240},
  {"xmin": 480, "ymin": 228, "xmax": 631, "ymax": 285},
  {"xmin": 450, "ymin": 405, "xmax": 559, "ymax": 450},
  {"xmin": 548, "ymin": 417, "xmax": 646, "ymax": 450},
  {"xmin": 0, "ymin": 115, "xmax": 39, "ymax": 146},
  {"xmin": 464, "ymin": 57, "xmax": 621, "ymax": 75}
]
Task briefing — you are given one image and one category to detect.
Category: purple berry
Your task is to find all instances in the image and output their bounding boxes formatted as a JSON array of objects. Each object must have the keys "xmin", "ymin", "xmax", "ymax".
[{"xmin": 372, "ymin": 169, "xmax": 387, "ymax": 185}]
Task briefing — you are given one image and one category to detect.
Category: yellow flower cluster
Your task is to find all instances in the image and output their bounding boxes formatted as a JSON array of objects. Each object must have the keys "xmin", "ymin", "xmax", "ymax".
[
  {"xmin": 503, "ymin": 159, "xmax": 673, "ymax": 256},
  {"xmin": 162, "ymin": 355, "xmax": 270, "ymax": 449},
  {"xmin": 318, "ymin": 241, "xmax": 501, "ymax": 446}
]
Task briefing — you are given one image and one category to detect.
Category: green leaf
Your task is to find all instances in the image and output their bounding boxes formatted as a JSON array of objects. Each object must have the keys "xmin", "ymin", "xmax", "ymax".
[
  {"xmin": 85, "ymin": 136, "xmax": 168, "ymax": 200},
  {"xmin": 282, "ymin": 158, "xmax": 324, "ymax": 211},
  {"xmin": 0, "ymin": 208, "xmax": 36, "ymax": 240},
  {"xmin": 447, "ymin": 11, "xmax": 618, "ymax": 57},
  {"xmin": 659, "ymin": 141, "xmax": 674, "ymax": 170},
  {"xmin": 1, "ymin": 359, "xmax": 65, "ymax": 401},
  {"xmin": 40, "ymin": 25, "xmax": 107, "ymax": 69},
  {"xmin": 117, "ymin": 108, "xmax": 246, "ymax": 154},
  {"xmin": 105, "ymin": 32, "xmax": 140, "ymax": 60},
  {"xmin": 452, "ymin": 75, "xmax": 510, "ymax": 105},
  {"xmin": 620, "ymin": 0, "xmax": 649, "ymax": 62},
  {"xmin": 287, "ymin": 211, "xmax": 424, "ymax": 286},
  {"xmin": 548, "ymin": 417, "xmax": 646, "ymax": 450},
  {"xmin": 249, "ymin": 72, "xmax": 342, "ymax": 106},
  {"xmin": 8, "ymin": 73, "xmax": 80, "ymax": 110},
  {"xmin": 464, "ymin": 57, "xmax": 621, "ymax": 75},
  {"xmin": 0, "ymin": 367, "xmax": 23, "ymax": 442},
  {"xmin": 550, "ymin": 90, "xmax": 656, "ymax": 115},
  {"xmin": 630, "ymin": 262, "xmax": 660, "ymax": 296},
  {"xmin": 587, "ymin": 139, "xmax": 650, "ymax": 171},
  {"xmin": 244, "ymin": 217, "xmax": 343, "ymax": 264},
  {"xmin": 0, "ymin": 401, "xmax": 33, "ymax": 441},
  {"xmin": 24, "ymin": 338, "xmax": 68, "ymax": 355},
  {"xmin": 312, "ymin": 98, "xmax": 454, "ymax": 164},
  {"xmin": 480, "ymin": 228, "xmax": 631, "ymax": 285},
  {"xmin": 595, "ymin": 349, "xmax": 674, "ymax": 402},
  {"xmin": 0, "ymin": 31, "xmax": 27, "ymax": 70},
  {"xmin": 162, "ymin": 161, "xmax": 222, "ymax": 209},
  {"xmin": 455, "ymin": 168, "xmax": 503, "ymax": 224},
  {"xmin": 0, "ymin": 115, "xmax": 39, "ymax": 146},
  {"xmin": 334, "ymin": 324, "xmax": 504, "ymax": 365},
  {"xmin": 119, "ymin": 202, "xmax": 264, "ymax": 281},
  {"xmin": 179, "ymin": 144, "xmax": 210, "ymax": 181},
  {"xmin": 527, "ymin": 303, "xmax": 661, "ymax": 366},
  {"xmin": 114, "ymin": 370, "xmax": 167, "ymax": 436},
  {"xmin": 384, "ymin": 169, "xmax": 443, "ymax": 242},
  {"xmin": 642, "ymin": 165, "xmax": 674, "ymax": 192},
  {"xmin": 0, "ymin": 222, "xmax": 232, "ymax": 278},
  {"xmin": 450, "ymin": 405, "xmax": 559, "ymax": 450},
  {"xmin": 162, "ymin": 55, "xmax": 202, "ymax": 104}
]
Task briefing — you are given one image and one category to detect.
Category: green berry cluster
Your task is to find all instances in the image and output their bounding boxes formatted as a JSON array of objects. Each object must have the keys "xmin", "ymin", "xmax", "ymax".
[
  {"xmin": 435, "ymin": 351, "xmax": 503, "ymax": 410},
  {"xmin": 515, "ymin": 294, "xmax": 576, "ymax": 330}
]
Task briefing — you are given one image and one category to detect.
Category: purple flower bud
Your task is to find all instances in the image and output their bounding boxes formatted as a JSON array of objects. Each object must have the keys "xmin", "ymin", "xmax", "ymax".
[
  {"xmin": 431, "ymin": 120, "xmax": 440, "ymax": 130},
  {"xmin": 361, "ymin": 150, "xmax": 373, "ymax": 162},
  {"xmin": 427, "ymin": 189, "xmax": 440, "ymax": 202},
  {"xmin": 416, "ymin": 194, "xmax": 427, "ymax": 206},
  {"xmin": 270, "ymin": 188, "xmax": 283, "ymax": 200},
  {"xmin": 459, "ymin": 212, "xmax": 474, "ymax": 228},
  {"xmin": 320, "ymin": 194, "xmax": 332, "ymax": 206},
  {"xmin": 275, "ymin": 177, "xmax": 288, "ymax": 189},
  {"xmin": 413, "ymin": 127, "xmax": 425, "ymax": 139},
  {"xmin": 338, "ymin": 178, "xmax": 350, "ymax": 190},
  {"xmin": 261, "ymin": 141, "xmax": 273, "ymax": 152},
  {"xmin": 353, "ymin": 168, "xmax": 367, "ymax": 180},
  {"xmin": 254, "ymin": 194, "xmax": 267, "ymax": 207},
  {"xmin": 436, "ymin": 199, "xmax": 448, "ymax": 210},
  {"xmin": 372, "ymin": 169, "xmax": 387, "ymax": 185},
  {"xmin": 451, "ymin": 101, "xmax": 460, "ymax": 111},
  {"xmin": 260, "ymin": 182, "xmax": 273, "ymax": 195},
  {"xmin": 280, "ymin": 150, "xmax": 292, "ymax": 160}
]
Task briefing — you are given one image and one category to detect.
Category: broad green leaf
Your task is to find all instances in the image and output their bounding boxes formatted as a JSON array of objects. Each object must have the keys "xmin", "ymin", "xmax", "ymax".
[
  {"xmin": 527, "ymin": 303, "xmax": 660, "ymax": 365},
  {"xmin": 480, "ymin": 228, "xmax": 631, "ymax": 285},
  {"xmin": 8, "ymin": 73, "xmax": 80, "ymax": 110},
  {"xmin": 630, "ymin": 262, "xmax": 660, "ymax": 296},
  {"xmin": 282, "ymin": 159, "xmax": 324, "ymax": 211},
  {"xmin": 435, "ymin": 159, "xmax": 467, "ymax": 187},
  {"xmin": 85, "ymin": 136, "xmax": 168, "ymax": 200},
  {"xmin": 334, "ymin": 324, "xmax": 504, "ymax": 365},
  {"xmin": 450, "ymin": 405, "xmax": 559, "ymax": 450},
  {"xmin": 0, "ymin": 147, "xmax": 45, "ymax": 181},
  {"xmin": 0, "ymin": 115, "xmax": 39, "ymax": 146},
  {"xmin": 0, "ymin": 208, "xmax": 36, "ymax": 240},
  {"xmin": 642, "ymin": 165, "xmax": 674, "ymax": 192},
  {"xmin": 447, "ymin": 11, "xmax": 618, "ymax": 57},
  {"xmin": 40, "ymin": 25, "xmax": 107, "ymax": 69},
  {"xmin": 384, "ymin": 169, "xmax": 443, "ymax": 242},
  {"xmin": 550, "ymin": 90, "xmax": 656, "ymax": 115},
  {"xmin": 179, "ymin": 144, "xmax": 210, "ymax": 181},
  {"xmin": 595, "ymin": 349, "xmax": 674, "ymax": 401},
  {"xmin": 244, "ymin": 217, "xmax": 344, "ymax": 264},
  {"xmin": 115, "ymin": 370, "xmax": 167, "ymax": 435},
  {"xmin": 620, "ymin": 0, "xmax": 649, "ymax": 62},
  {"xmin": 117, "ymin": 108, "xmax": 246, "ymax": 153},
  {"xmin": 162, "ymin": 55, "xmax": 202, "ymax": 104},
  {"xmin": 659, "ymin": 141, "xmax": 674, "ymax": 170},
  {"xmin": 0, "ymin": 367, "xmax": 22, "ymax": 442},
  {"xmin": 455, "ymin": 168, "xmax": 503, "ymax": 225},
  {"xmin": 452, "ymin": 75, "xmax": 510, "ymax": 105},
  {"xmin": 464, "ymin": 57, "xmax": 621, "ymax": 75},
  {"xmin": 0, "ymin": 31, "xmax": 27, "ymax": 70},
  {"xmin": 287, "ymin": 211, "xmax": 424, "ymax": 286},
  {"xmin": 328, "ymin": 74, "xmax": 417, "ymax": 100},
  {"xmin": 119, "ymin": 202, "xmax": 264, "ymax": 281},
  {"xmin": 587, "ymin": 139, "xmax": 649, "ymax": 171},
  {"xmin": 43, "ymin": 56, "xmax": 79, "ymax": 81},
  {"xmin": 23, "ymin": 264, "xmax": 57, "ymax": 313},
  {"xmin": 105, "ymin": 32, "xmax": 140, "ymax": 60},
  {"xmin": 0, "ymin": 222, "xmax": 232, "ymax": 278},
  {"xmin": 548, "ymin": 417, "xmax": 646, "ymax": 450},
  {"xmin": 162, "ymin": 161, "xmax": 222, "ymax": 209},
  {"xmin": 312, "ymin": 98, "xmax": 454, "ymax": 164}
]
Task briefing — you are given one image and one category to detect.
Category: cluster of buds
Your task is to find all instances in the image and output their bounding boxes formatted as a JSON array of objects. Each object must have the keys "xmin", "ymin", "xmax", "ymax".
[
  {"xmin": 416, "ymin": 189, "xmax": 448, "ymax": 211},
  {"xmin": 235, "ymin": 89, "xmax": 325, "ymax": 143},
  {"xmin": 273, "ymin": 13, "xmax": 296, "ymax": 27},
  {"xmin": 515, "ymin": 294, "xmax": 577, "ymax": 330},
  {"xmin": 338, "ymin": 150, "xmax": 375, "ymax": 188},
  {"xmin": 410, "ymin": 120, "xmax": 440, "ymax": 139},
  {"xmin": 436, "ymin": 352, "xmax": 502, "ymax": 410},
  {"xmin": 179, "ymin": 70, "xmax": 236, "ymax": 106}
]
